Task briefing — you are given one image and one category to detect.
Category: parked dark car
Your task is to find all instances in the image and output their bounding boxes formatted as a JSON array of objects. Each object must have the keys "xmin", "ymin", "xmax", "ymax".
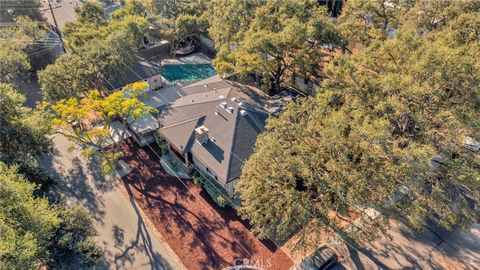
[{"xmin": 294, "ymin": 246, "xmax": 339, "ymax": 270}]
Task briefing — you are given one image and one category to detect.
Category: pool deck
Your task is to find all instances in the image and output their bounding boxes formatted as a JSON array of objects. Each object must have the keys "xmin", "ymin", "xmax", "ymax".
[{"xmin": 161, "ymin": 53, "xmax": 212, "ymax": 66}]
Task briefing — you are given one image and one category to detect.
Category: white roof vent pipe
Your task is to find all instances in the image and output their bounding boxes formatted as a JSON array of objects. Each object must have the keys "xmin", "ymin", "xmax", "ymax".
[
  {"xmin": 219, "ymin": 101, "xmax": 228, "ymax": 109},
  {"xmin": 231, "ymin": 96, "xmax": 239, "ymax": 102},
  {"xmin": 240, "ymin": 109, "xmax": 248, "ymax": 116},
  {"xmin": 226, "ymin": 106, "xmax": 234, "ymax": 114}
]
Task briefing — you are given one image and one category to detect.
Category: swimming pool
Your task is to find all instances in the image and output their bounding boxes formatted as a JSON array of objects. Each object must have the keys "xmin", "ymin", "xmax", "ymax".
[{"xmin": 161, "ymin": 64, "xmax": 216, "ymax": 82}]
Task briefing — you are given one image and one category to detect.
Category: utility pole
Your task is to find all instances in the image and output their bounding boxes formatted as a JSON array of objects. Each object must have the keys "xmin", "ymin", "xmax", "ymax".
[{"xmin": 46, "ymin": 0, "xmax": 67, "ymax": 53}]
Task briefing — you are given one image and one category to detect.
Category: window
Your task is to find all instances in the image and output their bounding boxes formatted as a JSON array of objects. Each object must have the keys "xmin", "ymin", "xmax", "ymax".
[{"xmin": 206, "ymin": 167, "xmax": 211, "ymax": 173}]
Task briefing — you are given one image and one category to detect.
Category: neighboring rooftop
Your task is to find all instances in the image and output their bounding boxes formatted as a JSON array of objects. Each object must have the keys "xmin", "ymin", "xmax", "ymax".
[
  {"xmin": 128, "ymin": 113, "xmax": 159, "ymax": 135},
  {"xmin": 108, "ymin": 55, "xmax": 162, "ymax": 90},
  {"xmin": 157, "ymin": 75, "xmax": 269, "ymax": 182},
  {"xmin": 98, "ymin": 120, "xmax": 132, "ymax": 147}
]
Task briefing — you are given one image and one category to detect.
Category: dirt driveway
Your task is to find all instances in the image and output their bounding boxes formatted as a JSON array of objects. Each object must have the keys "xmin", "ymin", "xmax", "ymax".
[{"xmin": 120, "ymin": 141, "xmax": 293, "ymax": 270}]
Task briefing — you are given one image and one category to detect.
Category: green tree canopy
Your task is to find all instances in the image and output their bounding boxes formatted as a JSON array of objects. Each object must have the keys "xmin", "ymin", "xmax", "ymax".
[
  {"xmin": 0, "ymin": 162, "xmax": 60, "ymax": 269},
  {"xmin": 237, "ymin": 15, "xmax": 480, "ymax": 248},
  {"xmin": 39, "ymin": 29, "xmax": 137, "ymax": 102},
  {"xmin": 0, "ymin": 162, "xmax": 103, "ymax": 268},
  {"xmin": 0, "ymin": 46, "xmax": 30, "ymax": 82},
  {"xmin": 0, "ymin": 83, "xmax": 52, "ymax": 187},
  {"xmin": 74, "ymin": 1, "xmax": 107, "ymax": 26},
  {"xmin": 211, "ymin": 0, "xmax": 345, "ymax": 94},
  {"xmin": 64, "ymin": 0, "xmax": 149, "ymax": 49},
  {"xmin": 38, "ymin": 53, "xmax": 95, "ymax": 101},
  {"xmin": 42, "ymin": 1, "xmax": 150, "ymax": 102},
  {"xmin": 338, "ymin": 0, "xmax": 480, "ymax": 49},
  {"xmin": 0, "ymin": 15, "xmax": 47, "ymax": 81},
  {"xmin": 150, "ymin": 0, "xmax": 209, "ymax": 56},
  {"xmin": 110, "ymin": 0, "xmax": 147, "ymax": 20},
  {"xmin": 46, "ymin": 204, "xmax": 103, "ymax": 268},
  {"xmin": 205, "ymin": 0, "xmax": 260, "ymax": 50},
  {"xmin": 49, "ymin": 82, "xmax": 156, "ymax": 174},
  {"xmin": 0, "ymin": 0, "xmax": 43, "ymax": 23}
]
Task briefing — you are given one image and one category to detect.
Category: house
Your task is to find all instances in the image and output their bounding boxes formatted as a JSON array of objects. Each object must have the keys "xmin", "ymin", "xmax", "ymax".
[
  {"xmin": 292, "ymin": 73, "xmax": 321, "ymax": 94},
  {"xmin": 125, "ymin": 86, "xmax": 181, "ymax": 147},
  {"xmin": 108, "ymin": 55, "xmax": 164, "ymax": 91},
  {"xmin": 156, "ymin": 75, "xmax": 270, "ymax": 197},
  {"xmin": 289, "ymin": 45, "xmax": 334, "ymax": 95},
  {"xmin": 106, "ymin": 56, "xmax": 163, "ymax": 146}
]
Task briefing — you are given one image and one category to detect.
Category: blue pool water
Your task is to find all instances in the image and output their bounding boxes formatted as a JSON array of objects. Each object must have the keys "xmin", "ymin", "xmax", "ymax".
[{"xmin": 161, "ymin": 64, "xmax": 216, "ymax": 82}]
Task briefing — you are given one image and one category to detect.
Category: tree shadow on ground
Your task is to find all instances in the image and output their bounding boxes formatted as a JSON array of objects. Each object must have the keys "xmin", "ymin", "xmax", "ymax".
[
  {"xmin": 335, "ymin": 216, "xmax": 479, "ymax": 270},
  {"xmin": 196, "ymin": 188, "xmax": 280, "ymax": 253},
  {"xmin": 85, "ymin": 152, "xmax": 118, "ymax": 193},
  {"xmin": 118, "ymin": 140, "xmax": 292, "ymax": 270},
  {"xmin": 40, "ymin": 151, "xmax": 106, "ymax": 222},
  {"xmin": 112, "ymin": 182, "xmax": 177, "ymax": 270}
]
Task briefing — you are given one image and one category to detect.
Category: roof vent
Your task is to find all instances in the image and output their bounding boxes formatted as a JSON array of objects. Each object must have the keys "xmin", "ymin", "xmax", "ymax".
[
  {"xmin": 240, "ymin": 109, "xmax": 248, "ymax": 116},
  {"xmin": 194, "ymin": 126, "xmax": 209, "ymax": 144},
  {"xmin": 204, "ymin": 84, "xmax": 208, "ymax": 88},
  {"xmin": 226, "ymin": 106, "xmax": 234, "ymax": 114},
  {"xmin": 238, "ymin": 102, "xmax": 244, "ymax": 108},
  {"xmin": 219, "ymin": 101, "xmax": 228, "ymax": 109},
  {"xmin": 218, "ymin": 95, "xmax": 225, "ymax": 99},
  {"xmin": 464, "ymin": 136, "xmax": 480, "ymax": 152},
  {"xmin": 204, "ymin": 93, "xmax": 208, "ymax": 97},
  {"xmin": 231, "ymin": 96, "xmax": 239, "ymax": 102}
]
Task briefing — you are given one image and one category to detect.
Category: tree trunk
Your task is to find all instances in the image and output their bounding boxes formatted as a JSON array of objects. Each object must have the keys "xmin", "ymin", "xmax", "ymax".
[{"xmin": 270, "ymin": 65, "xmax": 284, "ymax": 95}]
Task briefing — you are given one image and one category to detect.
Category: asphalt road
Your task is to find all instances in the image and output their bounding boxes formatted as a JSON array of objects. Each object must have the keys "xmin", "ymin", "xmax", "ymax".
[
  {"xmin": 43, "ymin": 0, "xmax": 82, "ymax": 30},
  {"xmin": 40, "ymin": 134, "xmax": 186, "ymax": 270},
  {"xmin": 330, "ymin": 219, "xmax": 480, "ymax": 270}
]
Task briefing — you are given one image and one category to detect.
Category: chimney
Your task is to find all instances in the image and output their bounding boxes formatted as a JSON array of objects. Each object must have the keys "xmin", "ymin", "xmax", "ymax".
[{"xmin": 195, "ymin": 126, "xmax": 209, "ymax": 144}]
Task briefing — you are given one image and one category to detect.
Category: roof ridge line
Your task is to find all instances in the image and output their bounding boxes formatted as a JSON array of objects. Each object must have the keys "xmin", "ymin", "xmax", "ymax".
[{"xmin": 159, "ymin": 115, "xmax": 205, "ymax": 129}]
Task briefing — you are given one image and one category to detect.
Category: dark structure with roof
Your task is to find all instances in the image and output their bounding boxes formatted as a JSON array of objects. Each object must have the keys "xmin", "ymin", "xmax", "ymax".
[
  {"xmin": 108, "ymin": 55, "xmax": 164, "ymax": 91},
  {"xmin": 156, "ymin": 75, "xmax": 269, "ymax": 197}
]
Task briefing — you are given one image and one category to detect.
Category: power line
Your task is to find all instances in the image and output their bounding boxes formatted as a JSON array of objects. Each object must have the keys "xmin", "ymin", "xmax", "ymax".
[
  {"xmin": 47, "ymin": 30, "xmax": 114, "ymax": 91},
  {"xmin": 143, "ymin": 143, "xmax": 256, "ymax": 260},
  {"xmin": 46, "ymin": 8, "xmax": 333, "ymax": 264},
  {"xmin": 115, "ymin": 58, "xmax": 300, "ymax": 262},
  {"xmin": 45, "ymin": 0, "xmax": 66, "ymax": 53},
  {"xmin": 47, "ymin": 38, "xmax": 260, "ymax": 264},
  {"xmin": 116, "ymin": 51, "xmax": 369, "ymax": 260},
  {"xmin": 27, "ymin": 47, "xmax": 53, "ymax": 56}
]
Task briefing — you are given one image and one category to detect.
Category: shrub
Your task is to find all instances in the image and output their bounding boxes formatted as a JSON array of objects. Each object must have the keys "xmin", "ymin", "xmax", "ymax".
[
  {"xmin": 168, "ymin": 155, "xmax": 177, "ymax": 170},
  {"xmin": 216, "ymin": 195, "xmax": 227, "ymax": 207},
  {"xmin": 194, "ymin": 172, "xmax": 229, "ymax": 207},
  {"xmin": 192, "ymin": 174, "xmax": 204, "ymax": 186},
  {"xmin": 154, "ymin": 133, "xmax": 168, "ymax": 155}
]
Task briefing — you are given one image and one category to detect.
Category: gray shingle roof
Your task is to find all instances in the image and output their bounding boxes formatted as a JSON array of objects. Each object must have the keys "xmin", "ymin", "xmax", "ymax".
[
  {"xmin": 108, "ymin": 55, "xmax": 162, "ymax": 90},
  {"xmin": 157, "ymin": 76, "xmax": 269, "ymax": 182}
]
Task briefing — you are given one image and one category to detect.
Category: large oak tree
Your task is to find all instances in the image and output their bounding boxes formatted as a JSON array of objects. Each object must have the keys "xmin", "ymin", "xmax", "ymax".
[
  {"xmin": 210, "ymin": 0, "xmax": 345, "ymax": 94},
  {"xmin": 236, "ymin": 6, "xmax": 480, "ymax": 248}
]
